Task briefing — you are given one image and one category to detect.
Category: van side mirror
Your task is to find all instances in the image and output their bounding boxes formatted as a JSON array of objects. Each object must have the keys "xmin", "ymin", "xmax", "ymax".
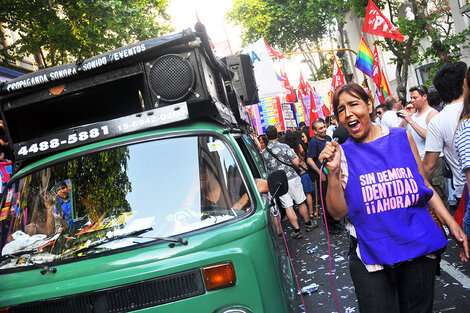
[{"xmin": 267, "ymin": 170, "xmax": 288, "ymax": 198}]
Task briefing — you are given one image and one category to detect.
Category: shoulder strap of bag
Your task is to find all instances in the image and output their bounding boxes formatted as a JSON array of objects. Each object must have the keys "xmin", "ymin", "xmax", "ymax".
[{"xmin": 266, "ymin": 146, "xmax": 307, "ymax": 172}]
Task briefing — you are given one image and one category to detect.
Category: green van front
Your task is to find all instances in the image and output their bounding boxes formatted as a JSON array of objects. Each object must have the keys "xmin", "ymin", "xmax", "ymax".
[
  {"xmin": 0, "ymin": 27, "xmax": 297, "ymax": 312},
  {"xmin": 0, "ymin": 122, "xmax": 296, "ymax": 313}
]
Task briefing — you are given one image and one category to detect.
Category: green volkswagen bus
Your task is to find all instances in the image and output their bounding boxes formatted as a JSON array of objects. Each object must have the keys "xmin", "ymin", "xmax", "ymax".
[{"xmin": 0, "ymin": 25, "xmax": 297, "ymax": 313}]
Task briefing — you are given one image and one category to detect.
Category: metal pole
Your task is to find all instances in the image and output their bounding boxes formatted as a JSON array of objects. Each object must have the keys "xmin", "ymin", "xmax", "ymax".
[{"xmin": 282, "ymin": 48, "xmax": 357, "ymax": 56}]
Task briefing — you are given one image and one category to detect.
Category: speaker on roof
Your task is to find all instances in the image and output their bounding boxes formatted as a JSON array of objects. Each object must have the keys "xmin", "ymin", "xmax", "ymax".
[
  {"xmin": 144, "ymin": 48, "xmax": 222, "ymax": 108},
  {"xmin": 222, "ymin": 54, "xmax": 259, "ymax": 105}
]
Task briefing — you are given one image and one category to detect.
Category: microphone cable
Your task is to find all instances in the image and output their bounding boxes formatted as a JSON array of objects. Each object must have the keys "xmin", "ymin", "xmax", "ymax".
[
  {"xmin": 319, "ymin": 165, "xmax": 340, "ymax": 313},
  {"xmin": 261, "ymin": 193, "xmax": 307, "ymax": 313}
]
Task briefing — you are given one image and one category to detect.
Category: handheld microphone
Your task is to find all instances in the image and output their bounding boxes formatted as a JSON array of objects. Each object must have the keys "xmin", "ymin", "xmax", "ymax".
[{"xmin": 321, "ymin": 125, "xmax": 349, "ymax": 167}]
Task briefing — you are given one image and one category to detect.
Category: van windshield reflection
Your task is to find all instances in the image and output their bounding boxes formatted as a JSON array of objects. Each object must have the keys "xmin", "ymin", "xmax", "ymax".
[{"xmin": 0, "ymin": 136, "xmax": 251, "ymax": 270}]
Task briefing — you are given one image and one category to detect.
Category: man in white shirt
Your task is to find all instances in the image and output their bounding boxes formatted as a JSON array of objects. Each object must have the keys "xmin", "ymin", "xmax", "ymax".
[
  {"xmin": 399, "ymin": 85, "xmax": 438, "ymax": 159},
  {"xmin": 380, "ymin": 95, "xmax": 403, "ymax": 127},
  {"xmin": 423, "ymin": 62, "xmax": 467, "ymax": 208}
]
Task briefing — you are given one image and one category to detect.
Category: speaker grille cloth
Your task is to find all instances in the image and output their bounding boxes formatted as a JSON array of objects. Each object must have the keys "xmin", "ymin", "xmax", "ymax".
[{"xmin": 149, "ymin": 54, "xmax": 195, "ymax": 102}]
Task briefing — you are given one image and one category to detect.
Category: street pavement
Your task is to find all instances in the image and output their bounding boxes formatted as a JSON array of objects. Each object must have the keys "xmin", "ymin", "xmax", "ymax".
[{"xmin": 283, "ymin": 209, "xmax": 470, "ymax": 313}]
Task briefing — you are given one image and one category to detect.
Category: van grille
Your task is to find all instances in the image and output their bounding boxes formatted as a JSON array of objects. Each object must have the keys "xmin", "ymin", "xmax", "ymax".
[{"xmin": 11, "ymin": 269, "xmax": 205, "ymax": 313}]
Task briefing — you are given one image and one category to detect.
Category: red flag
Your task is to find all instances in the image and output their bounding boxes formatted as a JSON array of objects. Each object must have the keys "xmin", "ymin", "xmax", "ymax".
[
  {"xmin": 264, "ymin": 39, "xmax": 285, "ymax": 59},
  {"xmin": 309, "ymin": 93, "xmax": 319, "ymax": 138},
  {"xmin": 372, "ymin": 43, "xmax": 382, "ymax": 86},
  {"xmin": 373, "ymin": 43, "xmax": 385, "ymax": 103},
  {"xmin": 363, "ymin": 0, "xmax": 404, "ymax": 42},
  {"xmin": 330, "ymin": 56, "xmax": 346, "ymax": 97},
  {"xmin": 280, "ymin": 67, "xmax": 296, "ymax": 103},
  {"xmin": 298, "ymin": 71, "xmax": 308, "ymax": 95},
  {"xmin": 306, "ymin": 79, "xmax": 315, "ymax": 94},
  {"xmin": 322, "ymin": 103, "xmax": 330, "ymax": 118}
]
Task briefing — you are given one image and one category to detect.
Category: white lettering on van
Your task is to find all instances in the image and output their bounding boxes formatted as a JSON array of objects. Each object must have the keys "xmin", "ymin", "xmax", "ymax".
[
  {"xmin": 50, "ymin": 67, "xmax": 78, "ymax": 80},
  {"xmin": 6, "ymin": 74, "xmax": 49, "ymax": 91}
]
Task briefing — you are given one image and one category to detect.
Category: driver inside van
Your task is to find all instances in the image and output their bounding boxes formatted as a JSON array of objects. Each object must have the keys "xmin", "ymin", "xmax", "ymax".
[{"xmin": 199, "ymin": 163, "xmax": 268, "ymax": 214}]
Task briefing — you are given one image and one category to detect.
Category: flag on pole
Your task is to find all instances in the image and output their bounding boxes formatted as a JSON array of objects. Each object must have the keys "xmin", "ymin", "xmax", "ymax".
[
  {"xmin": 321, "ymin": 96, "xmax": 332, "ymax": 117},
  {"xmin": 321, "ymin": 104, "xmax": 330, "ymax": 118},
  {"xmin": 309, "ymin": 93, "xmax": 320, "ymax": 137},
  {"xmin": 376, "ymin": 88, "xmax": 385, "ymax": 104},
  {"xmin": 306, "ymin": 79, "xmax": 316, "ymax": 94},
  {"xmin": 376, "ymin": 71, "xmax": 391, "ymax": 103},
  {"xmin": 372, "ymin": 43, "xmax": 386, "ymax": 103},
  {"xmin": 363, "ymin": 0, "xmax": 404, "ymax": 42},
  {"xmin": 264, "ymin": 39, "xmax": 285, "ymax": 59},
  {"xmin": 381, "ymin": 71, "xmax": 391, "ymax": 99},
  {"xmin": 297, "ymin": 71, "xmax": 310, "ymax": 126},
  {"xmin": 330, "ymin": 56, "xmax": 346, "ymax": 97},
  {"xmin": 372, "ymin": 43, "xmax": 382, "ymax": 86},
  {"xmin": 280, "ymin": 67, "xmax": 296, "ymax": 103},
  {"xmin": 355, "ymin": 36, "xmax": 374, "ymax": 79},
  {"xmin": 298, "ymin": 71, "xmax": 308, "ymax": 95}
]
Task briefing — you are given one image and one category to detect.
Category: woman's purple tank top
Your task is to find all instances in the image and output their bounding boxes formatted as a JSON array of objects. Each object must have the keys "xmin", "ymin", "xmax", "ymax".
[{"xmin": 341, "ymin": 127, "xmax": 447, "ymax": 265}]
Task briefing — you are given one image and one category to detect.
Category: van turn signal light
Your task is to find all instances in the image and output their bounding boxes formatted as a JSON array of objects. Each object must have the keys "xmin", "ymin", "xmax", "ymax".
[{"xmin": 202, "ymin": 262, "xmax": 236, "ymax": 291}]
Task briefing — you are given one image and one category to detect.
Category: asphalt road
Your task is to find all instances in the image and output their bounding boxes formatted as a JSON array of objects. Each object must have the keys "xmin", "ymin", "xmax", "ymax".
[{"xmin": 283, "ymin": 210, "xmax": 470, "ymax": 313}]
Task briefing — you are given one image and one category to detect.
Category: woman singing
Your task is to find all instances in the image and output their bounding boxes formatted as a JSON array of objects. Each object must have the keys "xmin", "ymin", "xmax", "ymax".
[{"xmin": 319, "ymin": 83, "xmax": 468, "ymax": 313}]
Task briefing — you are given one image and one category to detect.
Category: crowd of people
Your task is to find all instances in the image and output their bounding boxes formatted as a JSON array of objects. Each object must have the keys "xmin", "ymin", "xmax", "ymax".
[
  {"xmin": 256, "ymin": 115, "xmax": 344, "ymax": 239},
  {"xmin": 255, "ymin": 61, "xmax": 470, "ymax": 313}
]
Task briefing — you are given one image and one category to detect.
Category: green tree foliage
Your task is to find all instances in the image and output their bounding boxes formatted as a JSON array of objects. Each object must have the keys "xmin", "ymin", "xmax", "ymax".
[
  {"xmin": 0, "ymin": 0, "xmax": 172, "ymax": 67},
  {"xmin": 226, "ymin": 0, "xmax": 351, "ymax": 80},
  {"xmin": 52, "ymin": 147, "xmax": 132, "ymax": 221},
  {"xmin": 228, "ymin": 0, "xmax": 469, "ymax": 98}
]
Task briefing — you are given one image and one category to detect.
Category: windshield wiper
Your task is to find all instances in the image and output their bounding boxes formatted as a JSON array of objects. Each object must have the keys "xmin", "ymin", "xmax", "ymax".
[
  {"xmin": 3, "ymin": 254, "xmax": 57, "ymax": 275},
  {"xmin": 75, "ymin": 227, "xmax": 154, "ymax": 254},
  {"xmin": 135, "ymin": 235, "xmax": 188, "ymax": 247}
]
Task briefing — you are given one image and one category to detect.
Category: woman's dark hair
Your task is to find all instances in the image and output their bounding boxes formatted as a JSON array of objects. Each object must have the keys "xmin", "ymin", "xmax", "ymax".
[
  {"xmin": 296, "ymin": 130, "xmax": 308, "ymax": 155},
  {"xmin": 301, "ymin": 128, "xmax": 311, "ymax": 143},
  {"xmin": 459, "ymin": 66, "xmax": 470, "ymax": 123},
  {"xmin": 284, "ymin": 130, "xmax": 303, "ymax": 157},
  {"xmin": 332, "ymin": 83, "xmax": 372, "ymax": 120}
]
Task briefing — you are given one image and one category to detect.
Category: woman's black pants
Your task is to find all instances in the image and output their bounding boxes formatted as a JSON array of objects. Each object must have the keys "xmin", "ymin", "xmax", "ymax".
[{"xmin": 349, "ymin": 247, "xmax": 438, "ymax": 313}]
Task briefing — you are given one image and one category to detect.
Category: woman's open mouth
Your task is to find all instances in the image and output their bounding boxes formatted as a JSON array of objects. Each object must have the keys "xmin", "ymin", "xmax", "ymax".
[{"xmin": 348, "ymin": 120, "xmax": 361, "ymax": 133}]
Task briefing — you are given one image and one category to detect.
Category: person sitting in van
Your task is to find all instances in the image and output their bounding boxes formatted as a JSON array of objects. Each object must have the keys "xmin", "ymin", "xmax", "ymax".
[
  {"xmin": 53, "ymin": 181, "xmax": 73, "ymax": 229},
  {"xmin": 199, "ymin": 163, "xmax": 268, "ymax": 216}
]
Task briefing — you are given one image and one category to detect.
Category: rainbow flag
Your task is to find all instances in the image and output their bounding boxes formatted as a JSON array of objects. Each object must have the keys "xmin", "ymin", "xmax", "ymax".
[
  {"xmin": 355, "ymin": 35, "xmax": 374, "ymax": 79},
  {"xmin": 381, "ymin": 71, "xmax": 391, "ymax": 98}
]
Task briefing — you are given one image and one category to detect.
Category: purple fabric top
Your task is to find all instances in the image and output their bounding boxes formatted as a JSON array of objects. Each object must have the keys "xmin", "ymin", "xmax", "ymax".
[{"xmin": 341, "ymin": 127, "xmax": 447, "ymax": 265}]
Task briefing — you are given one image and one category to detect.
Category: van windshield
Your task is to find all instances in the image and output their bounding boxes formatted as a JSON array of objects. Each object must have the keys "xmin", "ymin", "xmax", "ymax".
[{"xmin": 0, "ymin": 135, "xmax": 251, "ymax": 270}]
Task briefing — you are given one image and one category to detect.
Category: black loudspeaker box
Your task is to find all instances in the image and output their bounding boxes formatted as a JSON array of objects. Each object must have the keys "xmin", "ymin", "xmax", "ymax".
[
  {"xmin": 144, "ymin": 48, "xmax": 222, "ymax": 108},
  {"xmin": 222, "ymin": 54, "xmax": 259, "ymax": 105}
]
